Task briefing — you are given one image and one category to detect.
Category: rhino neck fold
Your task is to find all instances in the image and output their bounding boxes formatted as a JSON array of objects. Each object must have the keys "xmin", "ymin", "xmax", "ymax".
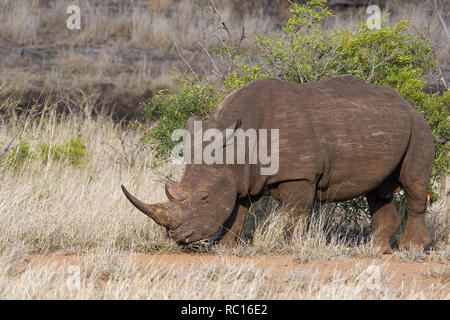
[{"xmin": 234, "ymin": 162, "xmax": 268, "ymax": 198}]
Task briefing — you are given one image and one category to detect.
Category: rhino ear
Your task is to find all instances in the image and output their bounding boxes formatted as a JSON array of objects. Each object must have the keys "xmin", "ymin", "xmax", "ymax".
[
  {"xmin": 186, "ymin": 115, "xmax": 202, "ymax": 134},
  {"xmin": 223, "ymin": 119, "xmax": 242, "ymax": 147}
]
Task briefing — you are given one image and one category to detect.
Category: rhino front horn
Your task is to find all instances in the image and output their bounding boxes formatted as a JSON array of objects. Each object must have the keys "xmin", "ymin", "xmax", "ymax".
[
  {"xmin": 165, "ymin": 181, "xmax": 188, "ymax": 202},
  {"xmin": 121, "ymin": 185, "xmax": 176, "ymax": 228}
]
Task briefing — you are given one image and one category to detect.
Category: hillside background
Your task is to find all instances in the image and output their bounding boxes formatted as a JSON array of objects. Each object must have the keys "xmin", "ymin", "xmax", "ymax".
[{"xmin": 0, "ymin": 0, "xmax": 448, "ymax": 120}]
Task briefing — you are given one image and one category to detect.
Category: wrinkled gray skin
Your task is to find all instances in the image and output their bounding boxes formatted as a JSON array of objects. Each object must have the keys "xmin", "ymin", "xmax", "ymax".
[{"xmin": 122, "ymin": 76, "xmax": 435, "ymax": 253}]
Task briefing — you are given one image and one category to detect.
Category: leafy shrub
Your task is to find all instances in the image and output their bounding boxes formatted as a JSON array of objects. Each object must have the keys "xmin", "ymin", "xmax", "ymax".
[
  {"xmin": 224, "ymin": 64, "xmax": 270, "ymax": 93},
  {"xmin": 140, "ymin": 78, "xmax": 224, "ymax": 166},
  {"xmin": 254, "ymin": 0, "xmax": 449, "ymax": 192},
  {"xmin": 39, "ymin": 137, "xmax": 86, "ymax": 166},
  {"xmin": 3, "ymin": 141, "xmax": 33, "ymax": 170}
]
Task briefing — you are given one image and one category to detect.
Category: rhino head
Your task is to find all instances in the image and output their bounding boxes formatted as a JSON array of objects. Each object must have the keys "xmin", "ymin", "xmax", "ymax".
[{"xmin": 121, "ymin": 116, "xmax": 241, "ymax": 245}]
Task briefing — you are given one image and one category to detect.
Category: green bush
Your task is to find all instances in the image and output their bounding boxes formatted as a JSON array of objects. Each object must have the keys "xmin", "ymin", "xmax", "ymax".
[
  {"xmin": 255, "ymin": 0, "xmax": 449, "ymax": 192},
  {"xmin": 39, "ymin": 137, "xmax": 86, "ymax": 166},
  {"xmin": 141, "ymin": 0, "xmax": 448, "ymax": 193},
  {"xmin": 140, "ymin": 78, "xmax": 224, "ymax": 167},
  {"xmin": 224, "ymin": 64, "xmax": 270, "ymax": 93},
  {"xmin": 3, "ymin": 141, "xmax": 33, "ymax": 170}
]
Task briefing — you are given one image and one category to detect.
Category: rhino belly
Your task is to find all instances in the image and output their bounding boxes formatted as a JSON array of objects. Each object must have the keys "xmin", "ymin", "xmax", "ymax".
[
  {"xmin": 313, "ymin": 109, "xmax": 411, "ymax": 202},
  {"xmin": 315, "ymin": 132, "xmax": 409, "ymax": 202}
]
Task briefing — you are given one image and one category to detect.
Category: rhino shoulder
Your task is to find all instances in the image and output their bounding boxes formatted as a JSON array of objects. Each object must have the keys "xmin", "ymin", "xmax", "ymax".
[{"xmin": 213, "ymin": 78, "xmax": 284, "ymax": 116}]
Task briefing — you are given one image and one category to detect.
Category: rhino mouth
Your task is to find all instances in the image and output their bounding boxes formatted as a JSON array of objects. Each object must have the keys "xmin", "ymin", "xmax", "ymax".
[
  {"xmin": 170, "ymin": 221, "xmax": 229, "ymax": 246},
  {"xmin": 173, "ymin": 225, "xmax": 225, "ymax": 245}
]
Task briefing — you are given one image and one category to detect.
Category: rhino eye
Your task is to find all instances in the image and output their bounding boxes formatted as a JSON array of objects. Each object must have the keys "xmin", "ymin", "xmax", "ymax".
[{"xmin": 198, "ymin": 186, "xmax": 210, "ymax": 200}]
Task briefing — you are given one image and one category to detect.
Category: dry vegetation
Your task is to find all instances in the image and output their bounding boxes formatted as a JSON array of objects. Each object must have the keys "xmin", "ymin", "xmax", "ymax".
[
  {"xmin": 1, "ymin": 251, "xmax": 449, "ymax": 299},
  {"xmin": 0, "ymin": 0, "xmax": 449, "ymax": 300},
  {"xmin": 0, "ymin": 100, "xmax": 448, "ymax": 299},
  {"xmin": 0, "ymin": 0, "xmax": 278, "ymax": 97}
]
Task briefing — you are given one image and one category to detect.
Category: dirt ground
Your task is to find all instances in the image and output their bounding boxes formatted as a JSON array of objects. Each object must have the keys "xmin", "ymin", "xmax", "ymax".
[{"xmin": 26, "ymin": 253, "xmax": 449, "ymax": 297}]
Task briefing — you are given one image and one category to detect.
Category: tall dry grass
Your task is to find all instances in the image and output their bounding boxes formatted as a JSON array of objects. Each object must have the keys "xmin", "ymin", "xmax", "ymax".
[
  {"xmin": 0, "ymin": 0, "xmax": 277, "ymax": 96},
  {"xmin": 0, "ymin": 103, "xmax": 180, "ymax": 254},
  {"xmin": 0, "ymin": 1, "xmax": 446, "ymax": 56},
  {"xmin": 0, "ymin": 0, "xmax": 275, "ymax": 51}
]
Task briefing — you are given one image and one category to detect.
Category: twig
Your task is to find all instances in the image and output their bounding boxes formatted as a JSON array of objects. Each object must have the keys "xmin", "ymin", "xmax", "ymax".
[
  {"xmin": 105, "ymin": 143, "xmax": 129, "ymax": 165},
  {"xmin": 229, "ymin": 26, "xmax": 246, "ymax": 72},
  {"xmin": 152, "ymin": 167, "xmax": 178, "ymax": 184},
  {"xmin": 0, "ymin": 132, "xmax": 20, "ymax": 161},
  {"xmin": 198, "ymin": 41, "xmax": 225, "ymax": 80},
  {"xmin": 210, "ymin": 0, "xmax": 246, "ymax": 76},
  {"xmin": 430, "ymin": 1, "xmax": 449, "ymax": 89},
  {"xmin": 420, "ymin": 23, "xmax": 448, "ymax": 91},
  {"xmin": 432, "ymin": 0, "xmax": 449, "ymax": 39},
  {"xmin": 174, "ymin": 41, "xmax": 200, "ymax": 83},
  {"xmin": 366, "ymin": 48, "xmax": 400, "ymax": 83},
  {"xmin": 317, "ymin": 52, "xmax": 338, "ymax": 79}
]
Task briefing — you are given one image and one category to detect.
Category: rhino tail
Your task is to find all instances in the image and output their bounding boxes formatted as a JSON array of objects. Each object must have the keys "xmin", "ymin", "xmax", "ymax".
[{"xmin": 433, "ymin": 136, "xmax": 449, "ymax": 144}]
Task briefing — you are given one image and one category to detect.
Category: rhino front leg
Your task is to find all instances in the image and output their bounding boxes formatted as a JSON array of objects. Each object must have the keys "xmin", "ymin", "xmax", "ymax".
[
  {"xmin": 278, "ymin": 180, "xmax": 316, "ymax": 240},
  {"xmin": 218, "ymin": 198, "xmax": 250, "ymax": 247}
]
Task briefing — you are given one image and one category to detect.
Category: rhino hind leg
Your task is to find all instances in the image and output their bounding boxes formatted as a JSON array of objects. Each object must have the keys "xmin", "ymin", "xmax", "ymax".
[
  {"xmin": 397, "ymin": 128, "xmax": 434, "ymax": 250},
  {"xmin": 366, "ymin": 190, "xmax": 401, "ymax": 254},
  {"xmin": 397, "ymin": 181, "xmax": 432, "ymax": 251}
]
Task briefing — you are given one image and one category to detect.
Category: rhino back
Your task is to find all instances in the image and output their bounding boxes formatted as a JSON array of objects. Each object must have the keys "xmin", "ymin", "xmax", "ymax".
[{"xmin": 209, "ymin": 76, "xmax": 428, "ymax": 201}]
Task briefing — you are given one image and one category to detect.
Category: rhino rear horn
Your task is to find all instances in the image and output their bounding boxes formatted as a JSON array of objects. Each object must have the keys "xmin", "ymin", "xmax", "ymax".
[
  {"xmin": 165, "ymin": 181, "xmax": 188, "ymax": 202},
  {"xmin": 121, "ymin": 185, "xmax": 176, "ymax": 228}
]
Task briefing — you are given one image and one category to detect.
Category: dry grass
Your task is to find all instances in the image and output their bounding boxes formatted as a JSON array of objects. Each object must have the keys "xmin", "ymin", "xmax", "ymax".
[
  {"xmin": 0, "ymin": 249, "xmax": 448, "ymax": 299},
  {"xmin": 0, "ymin": 0, "xmax": 275, "ymax": 51},
  {"xmin": 0, "ymin": 105, "xmax": 182, "ymax": 255},
  {"xmin": 423, "ymin": 265, "xmax": 450, "ymax": 284},
  {"xmin": 0, "ymin": 1, "xmax": 40, "ymax": 45}
]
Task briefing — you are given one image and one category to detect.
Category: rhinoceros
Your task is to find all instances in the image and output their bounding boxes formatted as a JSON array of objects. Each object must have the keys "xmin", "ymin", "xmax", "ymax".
[{"xmin": 122, "ymin": 75, "xmax": 435, "ymax": 253}]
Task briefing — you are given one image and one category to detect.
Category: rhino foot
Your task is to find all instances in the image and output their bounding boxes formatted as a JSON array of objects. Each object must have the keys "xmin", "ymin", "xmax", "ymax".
[
  {"xmin": 398, "ymin": 215, "xmax": 432, "ymax": 250},
  {"xmin": 370, "ymin": 235, "xmax": 393, "ymax": 254},
  {"xmin": 373, "ymin": 240, "xmax": 393, "ymax": 254}
]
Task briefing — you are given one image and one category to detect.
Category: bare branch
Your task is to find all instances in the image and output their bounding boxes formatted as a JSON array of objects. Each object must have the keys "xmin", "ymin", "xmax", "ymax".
[
  {"xmin": 416, "ymin": 22, "xmax": 448, "ymax": 91},
  {"xmin": 209, "ymin": 0, "xmax": 246, "ymax": 76},
  {"xmin": 151, "ymin": 167, "xmax": 178, "ymax": 184},
  {"xmin": 198, "ymin": 41, "xmax": 225, "ymax": 80},
  {"xmin": 227, "ymin": 26, "xmax": 246, "ymax": 75},
  {"xmin": 0, "ymin": 131, "xmax": 20, "ymax": 161},
  {"xmin": 174, "ymin": 41, "xmax": 200, "ymax": 83},
  {"xmin": 433, "ymin": 0, "xmax": 449, "ymax": 39},
  {"xmin": 430, "ymin": 1, "xmax": 449, "ymax": 89}
]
